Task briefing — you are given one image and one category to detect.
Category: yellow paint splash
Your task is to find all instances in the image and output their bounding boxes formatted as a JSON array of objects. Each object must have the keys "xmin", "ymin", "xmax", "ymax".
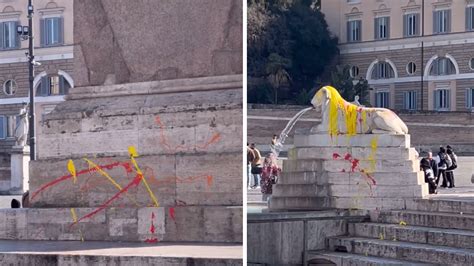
[
  {"xmin": 128, "ymin": 146, "xmax": 159, "ymax": 207},
  {"xmin": 70, "ymin": 208, "xmax": 84, "ymax": 241},
  {"xmin": 67, "ymin": 160, "xmax": 77, "ymax": 184},
  {"xmin": 367, "ymin": 136, "xmax": 378, "ymax": 173},
  {"xmin": 399, "ymin": 221, "xmax": 407, "ymax": 226},
  {"xmin": 314, "ymin": 86, "xmax": 363, "ymax": 137},
  {"xmin": 83, "ymin": 158, "xmax": 139, "ymax": 207}
]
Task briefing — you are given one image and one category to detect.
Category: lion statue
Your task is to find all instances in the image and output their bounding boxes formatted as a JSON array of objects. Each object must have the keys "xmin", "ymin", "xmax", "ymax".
[{"xmin": 310, "ymin": 86, "xmax": 408, "ymax": 135}]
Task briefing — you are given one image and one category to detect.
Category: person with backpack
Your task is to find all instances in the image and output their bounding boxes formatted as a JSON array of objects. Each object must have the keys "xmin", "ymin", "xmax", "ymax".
[
  {"xmin": 435, "ymin": 147, "xmax": 450, "ymax": 188},
  {"xmin": 446, "ymin": 146, "xmax": 458, "ymax": 188},
  {"xmin": 420, "ymin": 158, "xmax": 437, "ymax": 194}
]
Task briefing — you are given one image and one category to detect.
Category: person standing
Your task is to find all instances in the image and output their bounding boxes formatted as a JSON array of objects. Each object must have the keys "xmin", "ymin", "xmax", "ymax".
[
  {"xmin": 247, "ymin": 143, "xmax": 255, "ymax": 188},
  {"xmin": 446, "ymin": 146, "xmax": 458, "ymax": 188},
  {"xmin": 427, "ymin": 152, "xmax": 438, "ymax": 178},
  {"xmin": 260, "ymin": 154, "xmax": 281, "ymax": 202},
  {"xmin": 420, "ymin": 158, "xmax": 437, "ymax": 194},
  {"xmin": 436, "ymin": 147, "xmax": 450, "ymax": 188},
  {"xmin": 250, "ymin": 143, "xmax": 262, "ymax": 189}
]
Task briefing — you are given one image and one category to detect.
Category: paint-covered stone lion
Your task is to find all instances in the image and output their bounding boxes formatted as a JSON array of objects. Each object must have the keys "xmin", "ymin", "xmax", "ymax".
[{"xmin": 311, "ymin": 86, "xmax": 408, "ymax": 135}]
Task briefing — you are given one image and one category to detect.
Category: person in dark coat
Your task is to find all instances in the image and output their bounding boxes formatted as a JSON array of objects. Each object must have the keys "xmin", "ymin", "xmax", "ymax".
[
  {"xmin": 420, "ymin": 158, "xmax": 437, "ymax": 194},
  {"xmin": 436, "ymin": 147, "xmax": 449, "ymax": 188},
  {"xmin": 446, "ymin": 146, "xmax": 458, "ymax": 188},
  {"xmin": 427, "ymin": 152, "xmax": 438, "ymax": 178}
]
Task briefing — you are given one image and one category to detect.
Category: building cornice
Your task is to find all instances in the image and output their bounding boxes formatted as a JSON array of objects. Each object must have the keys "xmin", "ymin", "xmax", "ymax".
[{"xmin": 0, "ymin": 45, "xmax": 73, "ymax": 64}]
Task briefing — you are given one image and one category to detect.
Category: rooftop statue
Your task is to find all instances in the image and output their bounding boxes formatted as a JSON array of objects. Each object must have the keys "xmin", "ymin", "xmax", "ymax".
[{"xmin": 311, "ymin": 86, "xmax": 408, "ymax": 135}]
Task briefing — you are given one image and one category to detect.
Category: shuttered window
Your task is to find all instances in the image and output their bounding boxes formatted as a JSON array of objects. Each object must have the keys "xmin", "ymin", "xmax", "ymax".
[
  {"xmin": 467, "ymin": 7, "xmax": 474, "ymax": 31},
  {"xmin": 466, "ymin": 88, "xmax": 474, "ymax": 109},
  {"xmin": 374, "ymin": 17, "xmax": 389, "ymax": 40},
  {"xmin": 0, "ymin": 116, "xmax": 5, "ymax": 139},
  {"xmin": 434, "ymin": 89, "xmax": 450, "ymax": 111},
  {"xmin": 371, "ymin": 62, "xmax": 395, "ymax": 79},
  {"xmin": 433, "ymin": 10, "xmax": 451, "ymax": 34},
  {"xmin": 429, "ymin": 57, "xmax": 456, "ymax": 76},
  {"xmin": 6, "ymin": 115, "xmax": 18, "ymax": 138},
  {"xmin": 36, "ymin": 75, "xmax": 70, "ymax": 96},
  {"xmin": 375, "ymin": 92, "xmax": 389, "ymax": 108},
  {"xmin": 0, "ymin": 21, "xmax": 20, "ymax": 50},
  {"xmin": 403, "ymin": 91, "xmax": 417, "ymax": 110},
  {"xmin": 40, "ymin": 17, "xmax": 64, "ymax": 47},
  {"xmin": 347, "ymin": 20, "xmax": 362, "ymax": 42},
  {"xmin": 403, "ymin": 13, "xmax": 420, "ymax": 37}
]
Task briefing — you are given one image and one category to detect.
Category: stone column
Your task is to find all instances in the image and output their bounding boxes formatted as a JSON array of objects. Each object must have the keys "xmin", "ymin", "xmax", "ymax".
[{"xmin": 10, "ymin": 145, "xmax": 30, "ymax": 194}]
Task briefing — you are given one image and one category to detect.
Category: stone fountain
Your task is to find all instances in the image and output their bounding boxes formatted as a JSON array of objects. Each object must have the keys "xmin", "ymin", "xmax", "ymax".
[{"xmin": 270, "ymin": 86, "xmax": 427, "ymax": 211}]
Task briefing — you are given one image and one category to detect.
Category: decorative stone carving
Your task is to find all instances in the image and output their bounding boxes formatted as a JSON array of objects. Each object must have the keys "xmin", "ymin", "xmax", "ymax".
[{"xmin": 310, "ymin": 86, "xmax": 408, "ymax": 135}]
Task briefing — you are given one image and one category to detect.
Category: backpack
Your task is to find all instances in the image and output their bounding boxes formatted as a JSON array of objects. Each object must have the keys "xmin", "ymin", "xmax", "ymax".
[
  {"xmin": 448, "ymin": 153, "xmax": 457, "ymax": 170},
  {"xmin": 445, "ymin": 154, "xmax": 453, "ymax": 168}
]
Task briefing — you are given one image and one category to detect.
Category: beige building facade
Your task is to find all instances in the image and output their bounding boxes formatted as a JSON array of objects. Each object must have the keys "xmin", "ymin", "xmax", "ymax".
[
  {"xmin": 321, "ymin": 0, "xmax": 474, "ymax": 112},
  {"xmin": 0, "ymin": 0, "xmax": 73, "ymax": 193}
]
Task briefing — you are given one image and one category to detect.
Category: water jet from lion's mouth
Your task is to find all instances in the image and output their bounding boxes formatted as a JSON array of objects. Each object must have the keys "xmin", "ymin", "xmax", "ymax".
[{"xmin": 271, "ymin": 106, "xmax": 314, "ymax": 157}]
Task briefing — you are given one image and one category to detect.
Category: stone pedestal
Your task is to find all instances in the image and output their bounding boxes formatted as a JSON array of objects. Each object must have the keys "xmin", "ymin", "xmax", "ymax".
[
  {"xmin": 270, "ymin": 133, "xmax": 428, "ymax": 211},
  {"xmin": 10, "ymin": 146, "xmax": 30, "ymax": 194}
]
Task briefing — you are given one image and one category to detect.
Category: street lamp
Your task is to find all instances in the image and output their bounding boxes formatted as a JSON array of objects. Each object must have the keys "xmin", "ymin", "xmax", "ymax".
[{"xmin": 17, "ymin": 0, "xmax": 36, "ymax": 160}]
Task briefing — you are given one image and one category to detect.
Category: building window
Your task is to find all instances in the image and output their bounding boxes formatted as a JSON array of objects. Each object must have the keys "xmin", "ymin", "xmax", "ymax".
[
  {"xmin": 429, "ymin": 57, "xmax": 456, "ymax": 76},
  {"xmin": 406, "ymin": 62, "xmax": 416, "ymax": 75},
  {"xmin": 3, "ymin": 79, "xmax": 17, "ymax": 95},
  {"xmin": 350, "ymin": 66, "xmax": 359, "ymax": 78},
  {"xmin": 0, "ymin": 21, "xmax": 20, "ymax": 49},
  {"xmin": 466, "ymin": 88, "xmax": 474, "ymax": 110},
  {"xmin": 403, "ymin": 13, "xmax": 419, "ymax": 37},
  {"xmin": 434, "ymin": 89, "xmax": 450, "ymax": 111},
  {"xmin": 36, "ymin": 74, "xmax": 71, "ymax": 96},
  {"xmin": 0, "ymin": 116, "xmax": 5, "ymax": 139},
  {"xmin": 469, "ymin": 58, "xmax": 474, "ymax": 70},
  {"xmin": 6, "ymin": 115, "xmax": 18, "ymax": 138},
  {"xmin": 347, "ymin": 20, "xmax": 362, "ymax": 42},
  {"xmin": 467, "ymin": 7, "xmax": 474, "ymax": 31},
  {"xmin": 374, "ymin": 17, "xmax": 390, "ymax": 40},
  {"xmin": 433, "ymin": 9, "xmax": 451, "ymax": 34},
  {"xmin": 371, "ymin": 62, "xmax": 395, "ymax": 79},
  {"xmin": 375, "ymin": 91, "xmax": 389, "ymax": 108},
  {"xmin": 403, "ymin": 91, "xmax": 417, "ymax": 110},
  {"xmin": 40, "ymin": 17, "xmax": 63, "ymax": 47},
  {"xmin": 347, "ymin": 0, "xmax": 361, "ymax": 3}
]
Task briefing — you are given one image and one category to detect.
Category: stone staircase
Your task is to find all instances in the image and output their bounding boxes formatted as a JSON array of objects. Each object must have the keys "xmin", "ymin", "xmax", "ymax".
[{"xmin": 306, "ymin": 199, "xmax": 474, "ymax": 265}]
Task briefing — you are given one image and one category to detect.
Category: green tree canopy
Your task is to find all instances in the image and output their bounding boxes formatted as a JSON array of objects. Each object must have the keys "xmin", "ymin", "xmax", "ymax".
[{"xmin": 248, "ymin": 0, "xmax": 338, "ymax": 104}]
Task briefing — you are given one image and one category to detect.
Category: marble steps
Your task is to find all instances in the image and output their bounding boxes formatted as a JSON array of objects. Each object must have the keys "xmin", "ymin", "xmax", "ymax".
[
  {"xmin": 326, "ymin": 237, "xmax": 474, "ymax": 265},
  {"xmin": 376, "ymin": 210, "xmax": 474, "ymax": 231},
  {"xmin": 349, "ymin": 222, "xmax": 474, "ymax": 249},
  {"xmin": 306, "ymin": 251, "xmax": 430, "ymax": 266}
]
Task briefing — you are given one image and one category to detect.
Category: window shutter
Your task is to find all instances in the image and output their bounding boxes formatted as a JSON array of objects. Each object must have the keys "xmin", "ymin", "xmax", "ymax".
[
  {"xmin": 39, "ymin": 76, "xmax": 49, "ymax": 96},
  {"xmin": 447, "ymin": 90, "xmax": 450, "ymax": 110},
  {"xmin": 403, "ymin": 15, "xmax": 407, "ymax": 37},
  {"xmin": 58, "ymin": 17, "xmax": 64, "ymax": 44},
  {"xmin": 59, "ymin": 75, "xmax": 65, "ymax": 95},
  {"xmin": 403, "ymin": 91, "xmax": 408, "ymax": 109},
  {"xmin": 374, "ymin": 18, "xmax": 378, "ymax": 39},
  {"xmin": 40, "ymin": 19, "xmax": 46, "ymax": 46},
  {"xmin": 415, "ymin": 14, "xmax": 420, "ymax": 36},
  {"xmin": 446, "ymin": 10, "xmax": 451, "ymax": 33},
  {"xmin": 0, "ymin": 22, "xmax": 4, "ymax": 50},
  {"xmin": 386, "ymin": 17, "xmax": 390, "ymax": 39},
  {"xmin": 466, "ymin": 8, "xmax": 471, "ymax": 30},
  {"xmin": 15, "ymin": 21, "xmax": 20, "ymax": 48},
  {"xmin": 434, "ymin": 91, "xmax": 439, "ymax": 110},
  {"xmin": 433, "ymin": 11, "xmax": 438, "ymax": 34},
  {"xmin": 414, "ymin": 91, "xmax": 417, "ymax": 110},
  {"xmin": 466, "ymin": 89, "xmax": 471, "ymax": 108},
  {"xmin": 347, "ymin": 21, "xmax": 351, "ymax": 42},
  {"xmin": 357, "ymin": 20, "xmax": 362, "ymax": 41}
]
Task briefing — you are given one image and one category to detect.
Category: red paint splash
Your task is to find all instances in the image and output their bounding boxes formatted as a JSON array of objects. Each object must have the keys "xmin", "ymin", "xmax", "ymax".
[
  {"xmin": 31, "ymin": 161, "xmax": 131, "ymax": 200},
  {"xmin": 332, "ymin": 153, "xmax": 341, "ymax": 160},
  {"xmin": 145, "ymin": 238, "xmax": 158, "ymax": 243},
  {"xmin": 344, "ymin": 153, "xmax": 352, "ymax": 161},
  {"xmin": 350, "ymin": 159, "xmax": 359, "ymax": 172},
  {"xmin": 70, "ymin": 174, "xmax": 142, "ymax": 227},
  {"xmin": 169, "ymin": 207, "xmax": 176, "ymax": 221},
  {"xmin": 150, "ymin": 212, "xmax": 156, "ymax": 234}
]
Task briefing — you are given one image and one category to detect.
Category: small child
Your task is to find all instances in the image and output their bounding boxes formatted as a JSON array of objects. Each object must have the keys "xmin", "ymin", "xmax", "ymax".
[
  {"xmin": 260, "ymin": 154, "xmax": 281, "ymax": 202},
  {"xmin": 420, "ymin": 158, "xmax": 437, "ymax": 194}
]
